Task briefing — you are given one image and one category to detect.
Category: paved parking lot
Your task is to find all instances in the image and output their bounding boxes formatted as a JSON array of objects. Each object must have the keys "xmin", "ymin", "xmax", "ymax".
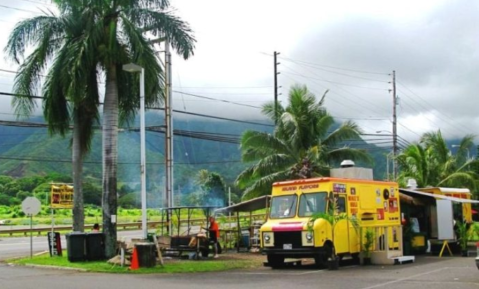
[{"xmin": 1, "ymin": 255, "xmax": 478, "ymax": 289}]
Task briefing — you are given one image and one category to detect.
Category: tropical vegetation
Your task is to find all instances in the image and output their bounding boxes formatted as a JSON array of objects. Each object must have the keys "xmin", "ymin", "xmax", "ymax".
[
  {"xmin": 185, "ymin": 170, "xmax": 228, "ymax": 207},
  {"xmin": 236, "ymin": 84, "xmax": 370, "ymax": 199},
  {"xmin": 396, "ymin": 130, "xmax": 477, "ymax": 190},
  {"xmin": 5, "ymin": 0, "xmax": 195, "ymax": 257}
]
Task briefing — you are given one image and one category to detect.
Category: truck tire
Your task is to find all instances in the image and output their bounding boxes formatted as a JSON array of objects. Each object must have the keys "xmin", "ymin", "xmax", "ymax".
[
  {"xmin": 267, "ymin": 254, "xmax": 285, "ymax": 269},
  {"xmin": 315, "ymin": 243, "xmax": 333, "ymax": 268}
]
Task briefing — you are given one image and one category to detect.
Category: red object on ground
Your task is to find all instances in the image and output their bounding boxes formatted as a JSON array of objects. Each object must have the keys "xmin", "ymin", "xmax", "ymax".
[{"xmin": 130, "ymin": 247, "xmax": 139, "ymax": 270}]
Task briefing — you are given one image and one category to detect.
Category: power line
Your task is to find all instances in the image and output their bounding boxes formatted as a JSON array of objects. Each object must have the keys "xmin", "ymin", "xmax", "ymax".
[
  {"xmin": 0, "ymin": 155, "xmax": 242, "ymax": 165},
  {"xmin": 0, "ymin": 91, "xmax": 274, "ymax": 127},
  {"xmin": 396, "ymin": 80, "xmax": 470, "ymax": 136},
  {"xmin": 397, "ymin": 122, "xmax": 422, "ymax": 138},
  {"xmin": 14, "ymin": 0, "xmax": 54, "ymax": 6},
  {"xmin": 173, "ymin": 90, "xmax": 262, "ymax": 109},
  {"xmin": 279, "ymin": 57, "xmax": 390, "ymax": 83},
  {"xmin": 280, "ymin": 65, "xmax": 387, "ymax": 118},
  {"xmin": 274, "ymin": 54, "xmax": 389, "ymax": 75},
  {"xmin": 176, "ymin": 86, "xmax": 272, "ymax": 89},
  {"xmin": 282, "ymin": 71, "xmax": 388, "ymax": 91},
  {"xmin": 0, "ymin": 4, "xmax": 40, "ymax": 14}
]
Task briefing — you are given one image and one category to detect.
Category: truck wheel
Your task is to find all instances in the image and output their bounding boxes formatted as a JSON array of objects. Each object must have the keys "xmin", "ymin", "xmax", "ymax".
[
  {"xmin": 267, "ymin": 255, "xmax": 284, "ymax": 269},
  {"xmin": 315, "ymin": 243, "xmax": 333, "ymax": 268}
]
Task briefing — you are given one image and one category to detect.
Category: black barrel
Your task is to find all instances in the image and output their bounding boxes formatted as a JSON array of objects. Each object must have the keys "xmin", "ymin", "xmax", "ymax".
[
  {"xmin": 135, "ymin": 242, "xmax": 156, "ymax": 268},
  {"xmin": 86, "ymin": 233, "xmax": 105, "ymax": 261},
  {"xmin": 66, "ymin": 232, "xmax": 86, "ymax": 262}
]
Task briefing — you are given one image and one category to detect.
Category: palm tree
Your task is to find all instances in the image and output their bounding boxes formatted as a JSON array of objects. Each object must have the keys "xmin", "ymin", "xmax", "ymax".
[
  {"xmin": 6, "ymin": 0, "xmax": 195, "ymax": 257},
  {"xmin": 236, "ymin": 85, "xmax": 369, "ymax": 200},
  {"xmin": 397, "ymin": 130, "xmax": 477, "ymax": 189},
  {"xmin": 6, "ymin": 3, "xmax": 102, "ymax": 232}
]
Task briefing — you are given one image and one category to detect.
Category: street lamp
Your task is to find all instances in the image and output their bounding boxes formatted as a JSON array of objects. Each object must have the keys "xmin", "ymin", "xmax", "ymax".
[
  {"xmin": 452, "ymin": 144, "xmax": 470, "ymax": 159},
  {"xmin": 122, "ymin": 63, "xmax": 147, "ymax": 239}
]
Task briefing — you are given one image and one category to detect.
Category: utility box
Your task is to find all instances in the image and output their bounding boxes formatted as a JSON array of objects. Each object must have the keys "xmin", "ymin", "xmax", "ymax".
[
  {"xmin": 66, "ymin": 232, "xmax": 86, "ymax": 262},
  {"xmin": 86, "ymin": 233, "xmax": 105, "ymax": 261}
]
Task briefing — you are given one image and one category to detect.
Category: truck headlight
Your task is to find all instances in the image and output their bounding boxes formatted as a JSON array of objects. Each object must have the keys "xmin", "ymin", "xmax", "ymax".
[
  {"xmin": 306, "ymin": 232, "xmax": 313, "ymax": 241},
  {"xmin": 263, "ymin": 232, "xmax": 274, "ymax": 247},
  {"xmin": 302, "ymin": 231, "xmax": 314, "ymax": 246}
]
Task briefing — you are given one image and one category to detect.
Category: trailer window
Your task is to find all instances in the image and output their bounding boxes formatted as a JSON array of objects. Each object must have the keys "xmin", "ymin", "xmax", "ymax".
[
  {"xmin": 270, "ymin": 195, "xmax": 297, "ymax": 218},
  {"xmin": 298, "ymin": 192, "xmax": 328, "ymax": 217}
]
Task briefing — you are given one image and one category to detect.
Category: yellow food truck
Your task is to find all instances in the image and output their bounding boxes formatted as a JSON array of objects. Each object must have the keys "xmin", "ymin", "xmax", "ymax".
[{"xmin": 260, "ymin": 166, "xmax": 402, "ymax": 267}]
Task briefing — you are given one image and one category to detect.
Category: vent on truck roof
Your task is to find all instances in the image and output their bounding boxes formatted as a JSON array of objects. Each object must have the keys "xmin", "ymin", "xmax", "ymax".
[{"xmin": 330, "ymin": 160, "xmax": 373, "ymax": 180}]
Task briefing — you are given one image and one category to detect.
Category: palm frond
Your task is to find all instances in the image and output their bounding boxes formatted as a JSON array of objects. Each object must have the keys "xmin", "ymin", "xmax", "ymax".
[
  {"xmin": 127, "ymin": 8, "xmax": 195, "ymax": 59},
  {"xmin": 241, "ymin": 170, "xmax": 291, "ymax": 200},
  {"xmin": 240, "ymin": 130, "xmax": 291, "ymax": 161},
  {"xmin": 322, "ymin": 120, "xmax": 363, "ymax": 146},
  {"xmin": 4, "ymin": 15, "xmax": 63, "ymax": 63}
]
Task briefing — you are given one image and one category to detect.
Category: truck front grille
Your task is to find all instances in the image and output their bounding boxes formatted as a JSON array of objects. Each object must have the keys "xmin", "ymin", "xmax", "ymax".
[{"xmin": 273, "ymin": 231, "xmax": 302, "ymax": 248}]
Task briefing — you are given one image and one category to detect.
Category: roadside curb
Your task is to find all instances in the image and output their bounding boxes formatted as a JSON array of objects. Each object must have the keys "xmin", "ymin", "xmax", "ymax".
[{"xmin": 19, "ymin": 263, "xmax": 88, "ymax": 272}]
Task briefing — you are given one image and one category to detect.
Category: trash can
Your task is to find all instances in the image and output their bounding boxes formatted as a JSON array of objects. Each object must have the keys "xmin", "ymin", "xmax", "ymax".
[
  {"xmin": 241, "ymin": 231, "xmax": 250, "ymax": 248},
  {"xmin": 147, "ymin": 233, "xmax": 155, "ymax": 243},
  {"xmin": 66, "ymin": 232, "xmax": 86, "ymax": 262},
  {"xmin": 135, "ymin": 242, "xmax": 156, "ymax": 268},
  {"xmin": 86, "ymin": 233, "xmax": 105, "ymax": 261}
]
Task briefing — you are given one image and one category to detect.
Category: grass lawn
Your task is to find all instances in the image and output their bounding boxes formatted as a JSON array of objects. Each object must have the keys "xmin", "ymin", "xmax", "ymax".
[{"xmin": 8, "ymin": 253, "xmax": 263, "ymax": 274}]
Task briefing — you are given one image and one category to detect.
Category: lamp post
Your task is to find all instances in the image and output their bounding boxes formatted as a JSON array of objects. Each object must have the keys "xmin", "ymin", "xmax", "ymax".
[
  {"xmin": 452, "ymin": 144, "xmax": 470, "ymax": 160},
  {"xmin": 122, "ymin": 63, "xmax": 147, "ymax": 239}
]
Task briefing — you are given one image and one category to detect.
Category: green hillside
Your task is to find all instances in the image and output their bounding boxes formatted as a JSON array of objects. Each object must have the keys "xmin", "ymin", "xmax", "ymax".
[{"xmin": 0, "ymin": 115, "xmax": 390, "ymax": 206}]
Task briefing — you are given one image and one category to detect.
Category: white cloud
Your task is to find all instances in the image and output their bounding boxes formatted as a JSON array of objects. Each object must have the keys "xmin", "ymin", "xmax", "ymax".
[{"xmin": 0, "ymin": 0, "xmax": 478, "ymax": 143}]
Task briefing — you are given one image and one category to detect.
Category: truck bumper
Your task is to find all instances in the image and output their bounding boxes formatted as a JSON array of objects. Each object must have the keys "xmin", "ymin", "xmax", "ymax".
[{"xmin": 262, "ymin": 247, "xmax": 326, "ymax": 258}]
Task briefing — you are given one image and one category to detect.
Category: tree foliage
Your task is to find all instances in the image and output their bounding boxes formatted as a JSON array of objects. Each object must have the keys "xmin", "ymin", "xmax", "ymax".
[
  {"xmin": 397, "ymin": 130, "xmax": 478, "ymax": 191},
  {"xmin": 5, "ymin": 0, "xmax": 195, "ymax": 257},
  {"xmin": 236, "ymin": 84, "xmax": 369, "ymax": 199},
  {"xmin": 191, "ymin": 170, "xmax": 226, "ymax": 207}
]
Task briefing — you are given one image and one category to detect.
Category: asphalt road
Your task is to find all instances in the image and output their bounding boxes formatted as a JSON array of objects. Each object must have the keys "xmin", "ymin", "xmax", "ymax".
[
  {"xmin": 0, "ymin": 230, "xmax": 143, "ymax": 261},
  {"xmin": 0, "ymin": 255, "xmax": 478, "ymax": 289}
]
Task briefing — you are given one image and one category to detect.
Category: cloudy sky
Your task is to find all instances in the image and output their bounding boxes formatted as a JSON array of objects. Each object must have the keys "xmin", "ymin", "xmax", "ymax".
[{"xmin": 0, "ymin": 0, "xmax": 478, "ymax": 145}]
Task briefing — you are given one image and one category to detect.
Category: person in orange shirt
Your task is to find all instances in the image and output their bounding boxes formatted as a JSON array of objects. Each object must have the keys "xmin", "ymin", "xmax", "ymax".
[{"xmin": 209, "ymin": 216, "xmax": 220, "ymax": 258}]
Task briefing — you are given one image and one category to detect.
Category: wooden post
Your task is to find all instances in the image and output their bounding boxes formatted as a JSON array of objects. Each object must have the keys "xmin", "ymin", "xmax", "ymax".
[{"xmin": 237, "ymin": 211, "xmax": 240, "ymax": 253}]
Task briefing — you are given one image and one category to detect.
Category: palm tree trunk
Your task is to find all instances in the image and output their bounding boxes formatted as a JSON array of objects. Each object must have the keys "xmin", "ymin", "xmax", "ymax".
[
  {"xmin": 72, "ymin": 111, "xmax": 84, "ymax": 232},
  {"xmin": 102, "ymin": 64, "xmax": 119, "ymax": 258}
]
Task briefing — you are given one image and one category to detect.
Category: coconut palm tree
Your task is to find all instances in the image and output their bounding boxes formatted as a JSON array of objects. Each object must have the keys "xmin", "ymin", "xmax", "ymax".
[
  {"xmin": 236, "ymin": 85, "xmax": 369, "ymax": 200},
  {"xmin": 5, "ymin": 0, "xmax": 195, "ymax": 257},
  {"xmin": 397, "ymin": 130, "xmax": 477, "ymax": 189}
]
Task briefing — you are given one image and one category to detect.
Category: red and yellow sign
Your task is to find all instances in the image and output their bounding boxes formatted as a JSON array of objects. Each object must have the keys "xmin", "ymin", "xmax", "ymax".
[{"xmin": 50, "ymin": 183, "xmax": 74, "ymax": 209}]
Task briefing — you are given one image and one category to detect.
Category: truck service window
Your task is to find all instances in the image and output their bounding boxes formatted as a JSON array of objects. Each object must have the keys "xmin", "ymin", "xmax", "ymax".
[
  {"xmin": 299, "ymin": 192, "xmax": 328, "ymax": 217},
  {"xmin": 270, "ymin": 195, "xmax": 297, "ymax": 218}
]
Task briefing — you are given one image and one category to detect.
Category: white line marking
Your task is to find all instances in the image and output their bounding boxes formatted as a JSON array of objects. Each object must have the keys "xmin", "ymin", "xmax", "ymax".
[
  {"xmin": 296, "ymin": 270, "xmax": 324, "ymax": 275},
  {"xmin": 359, "ymin": 267, "xmax": 446, "ymax": 289}
]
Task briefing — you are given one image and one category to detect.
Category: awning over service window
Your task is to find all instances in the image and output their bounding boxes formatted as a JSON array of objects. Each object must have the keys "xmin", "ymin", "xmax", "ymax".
[{"xmin": 399, "ymin": 188, "xmax": 479, "ymax": 204}]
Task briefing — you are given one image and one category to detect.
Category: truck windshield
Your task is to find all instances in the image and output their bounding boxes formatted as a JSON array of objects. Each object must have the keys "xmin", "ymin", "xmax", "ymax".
[
  {"xmin": 298, "ymin": 192, "xmax": 328, "ymax": 217},
  {"xmin": 270, "ymin": 195, "xmax": 297, "ymax": 218}
]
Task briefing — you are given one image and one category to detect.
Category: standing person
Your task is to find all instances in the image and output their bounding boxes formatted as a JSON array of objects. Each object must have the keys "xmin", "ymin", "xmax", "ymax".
[
  {"xmin": 209, "ymin": 216, "xmax": 220, "ymax": 258},
  {"xmin": 92, "ymin": 223, "xmax": 100, "ymax": 232}
]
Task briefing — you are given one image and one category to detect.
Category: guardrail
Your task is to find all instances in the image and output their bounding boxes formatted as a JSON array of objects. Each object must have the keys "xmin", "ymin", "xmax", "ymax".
[
  {"xmin": 0, "ymin": 213, "xmax": 267, "ymax": 237},
  {"xmin": 0, "ymin": 221, "xmax": 164, "ymax": 237}
]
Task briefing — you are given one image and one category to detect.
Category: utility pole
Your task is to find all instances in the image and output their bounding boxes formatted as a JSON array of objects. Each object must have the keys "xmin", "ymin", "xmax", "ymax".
[
  {"xmin": 392, "ymin": 70, "xmax": 398, "ymax": 180},
  {"xmin": 274, "ymin": 51, "xmax": 280, "ymax": 124},
  {"xmin": 164, "ymin": 39, "xmax": 173, "ymax": 233}
]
